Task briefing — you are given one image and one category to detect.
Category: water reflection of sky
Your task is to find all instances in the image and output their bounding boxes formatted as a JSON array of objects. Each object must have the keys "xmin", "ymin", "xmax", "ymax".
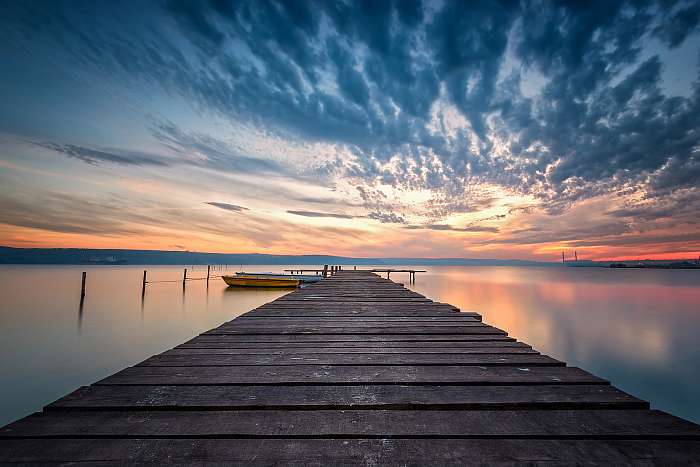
[
  {"xmin": 406, "ymin": 266, "xmax": 700, "ymax": 424},
  {"xmin": 0, "ymin": 265, "xmax": 289, "ymax": 426},
  {"xmin": 1, "ymin": 265, "xmax": 699, "ymax": 427}
]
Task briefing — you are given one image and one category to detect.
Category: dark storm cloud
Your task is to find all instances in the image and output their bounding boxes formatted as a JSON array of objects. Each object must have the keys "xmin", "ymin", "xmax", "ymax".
[
  {"xmin": 652, "ymin": 2, "xmax": 700, "ymax": 47},
  {"xmin": 205, "ymin": 202, "xmax": 248, "ymax": 212},
  {"xmin": 3, "ymin": 0, "xmax": 699, "ymax": 220}
]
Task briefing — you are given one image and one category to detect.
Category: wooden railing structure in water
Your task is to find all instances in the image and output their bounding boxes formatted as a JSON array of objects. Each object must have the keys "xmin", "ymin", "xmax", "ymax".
[{"xmin": 1, "ymin": 270, "xmax": 700, "ymax": 463}]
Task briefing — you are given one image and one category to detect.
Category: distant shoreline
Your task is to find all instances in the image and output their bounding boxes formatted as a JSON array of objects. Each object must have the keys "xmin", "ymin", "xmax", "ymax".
[
  {"xmin": 0, "ymin": 246, "xmax": 557, "ymax": 266},
  {"xmin": 3, "ymin": 246, "xmax": 697, "ymax": 268}
]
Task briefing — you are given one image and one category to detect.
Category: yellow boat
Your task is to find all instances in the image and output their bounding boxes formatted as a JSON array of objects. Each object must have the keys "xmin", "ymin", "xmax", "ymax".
[{"xmin": 222, "ymin": 275, "xmax": 300, "ymax": 288}]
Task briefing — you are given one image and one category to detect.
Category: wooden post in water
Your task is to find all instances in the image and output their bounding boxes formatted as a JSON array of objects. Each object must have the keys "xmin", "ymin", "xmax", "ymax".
[
  {"xmin": 206, "ymin": 265, "xmax": 211, "ymax": 284},
  {"xmin": 183, "ymin": 268, "xmax": 187, "ymax": 287},
  {"xmin": 80, "ymin": 272, "xmax": 87, "ymax": 297},
  {"xmin": 323, "ymin": 265, "xmax": 328, "ymax": 277},
  {"xmin": 354, "ymin": 265, "xmax": 357, "ymax": 270},
  {"xmin": 141, "ymin": 270, "xmax": 147, "ymax": 296}
]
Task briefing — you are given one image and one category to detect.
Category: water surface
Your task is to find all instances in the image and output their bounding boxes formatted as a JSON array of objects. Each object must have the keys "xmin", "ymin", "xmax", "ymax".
[
  {"xmin": 405, "ymin": 266, "xmax": 700, "ymax": 424},
  {"xmin": 0, "ymin": 264, "xmax": 699, "ymax": 426}
]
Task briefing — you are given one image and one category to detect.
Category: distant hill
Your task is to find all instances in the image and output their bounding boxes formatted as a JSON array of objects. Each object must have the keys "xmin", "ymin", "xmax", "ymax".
[{"xmin": 0, "ymin": 246, "xmax": 557, "ymax": 267}]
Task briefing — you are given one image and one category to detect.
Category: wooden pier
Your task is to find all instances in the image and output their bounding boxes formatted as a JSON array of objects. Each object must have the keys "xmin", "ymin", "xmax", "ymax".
[{"xmin": 1, "ymin": 270, "xmax": 699, "ymax": 464}]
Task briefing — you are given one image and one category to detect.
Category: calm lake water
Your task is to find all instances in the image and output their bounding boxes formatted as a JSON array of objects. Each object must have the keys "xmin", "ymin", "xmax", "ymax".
[{"xmin": 0, "ymin": 264, "xmax": 699, "ymax": 426}]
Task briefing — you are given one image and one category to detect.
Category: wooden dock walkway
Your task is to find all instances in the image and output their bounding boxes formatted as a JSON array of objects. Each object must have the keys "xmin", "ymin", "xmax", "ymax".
[{"xmin": 1, "ymin": 270, "xmax": 700, "ymax": 464}]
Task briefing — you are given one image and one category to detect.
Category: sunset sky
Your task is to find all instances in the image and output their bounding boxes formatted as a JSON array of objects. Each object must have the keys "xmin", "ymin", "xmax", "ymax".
[{"xmin": 1, "ymin": 0, "xmax": 699, "ymax": 261}]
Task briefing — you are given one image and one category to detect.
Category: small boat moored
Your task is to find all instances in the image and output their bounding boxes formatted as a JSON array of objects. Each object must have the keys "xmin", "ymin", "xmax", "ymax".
[
  {"xmin": 222, "ymin": 275, "xmax": 301, "ymax": 288},
  {"xmin": 235, "ymin": 272, "xmax": 324, "ymax": 283}
]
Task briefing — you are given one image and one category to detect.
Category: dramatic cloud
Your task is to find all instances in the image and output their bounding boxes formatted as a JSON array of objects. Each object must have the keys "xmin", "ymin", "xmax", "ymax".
[{"xmin": 1, "ymin": 0, "xmax": 699, "ymax": 259}]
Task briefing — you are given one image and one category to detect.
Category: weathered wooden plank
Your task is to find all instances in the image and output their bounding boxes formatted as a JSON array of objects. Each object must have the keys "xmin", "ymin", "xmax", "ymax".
[
  {"xmin": 166, "ymin": 347, "xmax": 537, "ymax": 355},
  {"xmin": 284, "ymin": 295, "xmax": 428, "ymax": 300},
  {"xmin": 176, "ymin": 339, "xmax": 524, "ymax": 349},
  {"xmin": 285, "ymin": 296, "xmax": 429, "ymax": 301},
  {"xmin": 5, "ymin": 410, "xmax": 698, "ymax": 439},
  {"xmin": 234, "ymin": 317, "xmax": 481, "ymax": 323},
  {"xmin": 253, "ymin": 302, "xmax": 458, "ymax": 307},
  {"xmin": 243, "ymin": 311, "xmax": 473, "ymax": 318},
  {"xmin": 182, "ymin": 334, "xmax": 516, "ymax": 343},
  {"xmin": 204, "ymin": 326, "xmax": 507, "ymax": 335},
  {"xmin": 248, "ymin": 306, "xmax": 463, "ymax": 311},
  {"xmin": 137, "ymin": 353, "xmax": 561, "ymax": 367},
  {"xmin": 96, "ymin": 365, "xmax": 603, "ymax": 385},
  {"xmin": 244, "ymin": 309, "xmax": 466, "ymax": 315},
  {"xmin": 253, "ymin": 301, "xmax": 452, "ymax": 306},
  {"xmin": 209, "ymin": 325, "xmax": 496, "ymax": 333},
  {"xmin": 224, "ymin": 321, "xmax": 483, "ymax": 328},
  {"xmin": 277, "ymin": 297, "xmax": 433, "ymax": 302},
  {"xmin": 214, "ymin": 321, "xmax": 487, "ymax": 329},
  {"xmin": 46, "ymin": 384, "xmax": 649, "ymax": 411},
  {"xmin": 289, "ymin": 289, "xmax": 425, "ymax": 294},
  {"xmin": 2, "ymin": 439, "xmax": 700, "ymax": 464}
]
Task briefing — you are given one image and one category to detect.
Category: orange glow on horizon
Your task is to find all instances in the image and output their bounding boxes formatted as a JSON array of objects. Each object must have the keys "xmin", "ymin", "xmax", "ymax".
[{"xmin": 2, "ymin": 221, "xmax": 698, "ymax": 262}]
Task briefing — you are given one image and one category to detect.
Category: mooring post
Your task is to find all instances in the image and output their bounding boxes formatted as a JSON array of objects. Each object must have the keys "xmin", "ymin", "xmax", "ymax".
[
  {"xmin": 183, "ymin": 268, "xmax": 187, "ymax": 287},
  {"xmin": 387, "ymin": 271, "xmax": 390, "ymax": 279},
  {"xmin": 354, "ymin": 265, "xmax": 357, "ymax": 270},
  {"xmin": 80, "ymin": 272, "xmax": 87, "ymax": 297},
  {"xmin": 323, "ymin": 264, "xmax": 328, "ymax": 277},
  {"xmin": 206, "ymin": 265, "xmax": 211, "ymax": 283},
  {"xmin": 141, "ymin": 270, "xmax": 147, "ymax": 296}
]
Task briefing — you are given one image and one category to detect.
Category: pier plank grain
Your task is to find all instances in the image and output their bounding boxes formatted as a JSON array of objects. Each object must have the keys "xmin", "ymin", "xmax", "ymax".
[
  {"xmin": 1, "ymin": 270, "xmax": 698, "ymax": 464},
  {"xmin": 45, "ymin": 384, "xmax": 650, "ymax": 411}
]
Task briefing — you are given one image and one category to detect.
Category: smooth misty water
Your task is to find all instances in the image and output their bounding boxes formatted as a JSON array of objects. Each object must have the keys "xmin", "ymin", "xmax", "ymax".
[{"xmin": 0, "ymin": 264, "xmax": 699, "ymax": 427}]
